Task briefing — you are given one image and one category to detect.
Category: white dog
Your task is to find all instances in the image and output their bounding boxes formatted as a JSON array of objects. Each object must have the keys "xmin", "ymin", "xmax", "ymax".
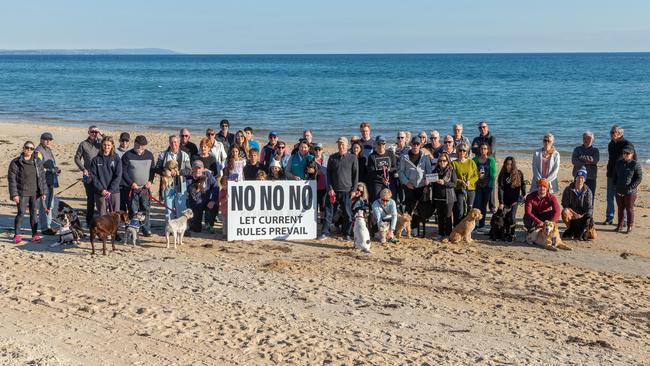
[
  {"xmin": 353, "ymin": 210, "xmax": 371, "ymax": 253},
  {"xmin": 375, "ymin": 221, "xmax": 390, "ymax": 244},
  {"xmin": 165, "ymin": 209, "xmax": 194, "ymax": 249},
  {"xmin": 124, "ymin": 211, "xmax": 146, "ymax": 246}
]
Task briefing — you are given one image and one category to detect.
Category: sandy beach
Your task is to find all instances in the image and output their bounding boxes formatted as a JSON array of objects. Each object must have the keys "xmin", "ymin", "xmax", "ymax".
[{"xmin": 0, "ymin": 121, "xmax": 649, "ymax": 365}]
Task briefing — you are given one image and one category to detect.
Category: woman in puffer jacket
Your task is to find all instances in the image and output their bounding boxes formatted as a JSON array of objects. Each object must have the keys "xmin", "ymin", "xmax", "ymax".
[{"xmin": 397, "ymin": 136, "xmax": 433, "ymax": 216}]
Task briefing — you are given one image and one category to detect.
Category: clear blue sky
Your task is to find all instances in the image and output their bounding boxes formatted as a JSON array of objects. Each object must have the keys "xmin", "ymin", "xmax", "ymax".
[{"xmin": 2, "ymin": 0, "xmax": 649, "ymax": 53}]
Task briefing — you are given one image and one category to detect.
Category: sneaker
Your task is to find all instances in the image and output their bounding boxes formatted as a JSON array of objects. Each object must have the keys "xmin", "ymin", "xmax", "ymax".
[
  {"xmin": 626, "ymin": 226, "xmax": 633, "ymax": 234},
  {"xmin": 42, "ymin": 228, "xmax": 58, "ymax": 236},
  {"xmin": 602, "ymin": 219, "xmax": 614, "ymax": 225},
  {"xmin": 614, "ymin": 226, "xmax": 624, "ymax": 233},
  {"xmin": 13, "ymin": 235, "xmax": 23, "ymax": 244},
  {"xmin": 142, "ymin": 231, "xmax": 152, "ymax": 238},
  {"xmin": 32, "ymin": 234, "xmax": 42, "ymax": 242},
  {"xmin": 317, "ymin": 234, "xmax": 329, "ymax": 241},
  {"xmin": 344, "ymin": 235, "xmax": 352, "ymax": 241},
  {"xmin": 389, "ymin": 238, "xmax": 399, "ymax": 244}
]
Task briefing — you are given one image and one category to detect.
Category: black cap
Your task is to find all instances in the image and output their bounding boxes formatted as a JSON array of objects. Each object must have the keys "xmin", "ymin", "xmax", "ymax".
[
  {"xmin": 134, "ymin": 135, "xmax": 148, "ymax": 145},
  {"xmin": 410, "ymin": 136, "xmax": 422, "ymax": 145},
  {"xmin": 40, "ymin": 132, "xmax": 53, "ymax": 140},
  {"xmin": 119, "ymin": 132, "xmax": 131, "ymax": 142}
]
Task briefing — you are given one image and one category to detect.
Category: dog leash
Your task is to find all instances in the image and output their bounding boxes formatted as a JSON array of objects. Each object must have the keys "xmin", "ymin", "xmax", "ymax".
[
  {"xmin": 56, "ymin": 179, "xmax": 82, "ymax": 196},
  {"xmin": 131, "ymin": 188, "xmax": 176, "ymax": 213}
]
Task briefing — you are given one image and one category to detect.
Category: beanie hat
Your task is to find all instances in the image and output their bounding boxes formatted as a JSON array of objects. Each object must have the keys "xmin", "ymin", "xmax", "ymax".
[
  {"xmin": 270, "ymin": 158, "xmax": 282, "ymax": 168},
  {"xmin": 537, "ymin": 178, "xmax": 550, "ymax": 190},
  {"xmin": 575, "ymin": 167, "xmax": 588, "ymax": 178}
]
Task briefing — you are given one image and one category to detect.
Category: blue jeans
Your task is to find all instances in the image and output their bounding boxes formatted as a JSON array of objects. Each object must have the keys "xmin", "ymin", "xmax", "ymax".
[
  {"xmin": 473, "ymin": 186, "xmax": 493, "ymax": 228},
  {"xmin": 322, "ymin": 191, "xmax": 352, "ymax": 237},
  {"xmin": 163, "ymin": 188, "xmax": 188, "ymax": 223},
  {"xmin": 38, "ymin": 186, "xmax": 56, "ymax": 230},
  {"xmin": 129, "ymin": 189, "xmax": 151, "ymax": 233}
]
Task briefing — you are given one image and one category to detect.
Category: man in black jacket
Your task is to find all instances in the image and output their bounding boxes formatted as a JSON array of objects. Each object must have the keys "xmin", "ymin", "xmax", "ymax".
[
  {"xmin": 319, "ymin": 137, "xmax": 359, "ymax": 241},
  {"xmin": 366, "ymin": 135, "xmax": 397, "ymax": 202},
  {"xmin": 8, "ymin": 141, "xmax": 47, "ymax": 243},
  {"xmin": 604, "ymin": 124, "xmax": 636, "ymax": 225},
  {"xmin": 122, "ymin": 135, "xmax": 156, "ymax": 236}
]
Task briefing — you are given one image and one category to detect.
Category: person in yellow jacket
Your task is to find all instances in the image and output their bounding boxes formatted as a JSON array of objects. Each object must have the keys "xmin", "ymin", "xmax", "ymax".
[{"xmin": 451, "ymin": 143, "xmax": 478, "ymax": 226}]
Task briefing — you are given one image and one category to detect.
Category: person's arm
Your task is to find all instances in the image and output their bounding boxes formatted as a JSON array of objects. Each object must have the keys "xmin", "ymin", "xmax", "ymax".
[
  {"xmin": 519, "ymin": 171, "xmax": 527, "ymax": 198},
  {"xmin": 592, "ymin": 148, "xmax": 600, "ymax": 166},
  {"xmin": 497, "ymin": 174, "xmax": 505, "ymax": 205},
  {"xmin": 8, "ymin": 160, "xmax": 19, "ymax": 199},
  {"xmin": 445, "ymin": 168, "xmax": 457, "ymax": 188},
  {"xmin": 488, "ymin": 157, "xmax": 497, "ymax": 187},
  {"xmin": 371, "ymin": 200, "xmax": 382, "ymax": 227},
  {"xmin": 74, "ymin": 142, "xmax": 86, "ymax": 172},
  {"xmin": 470, "ymin": 137, "xmax": 479, "ymax": 155},
  {"xmin": 285, "ymin": 155, "xmax": 296, "ymax": 180},
  {"xmin": 561, "ymin": 187, "xmax": 570, "ymax": 209},
  {"xmin": 630, "ymin": 162, "xmax": 643, "ymax": 191},
  {"xmin": 122, "ymin": 154, "xmax": 135, "ymax": 188},
  {"xmin": 490, "ymin": 135, "xmax": 496, "ymax": 156},
  {"xmin": 208, "ymin": 175, "xmax": 219, "ymax": 202},
  {"xmin": 531, "ymin": 152, "xmax": 541, "ymax": 185},
  {"xmin": 551, "ymin": 194, "xmax": 561, "ymax": 223},
  {"xmin": 351, "ymin": 155, "xmax": 359, "ymax": 191},
  {"xmin": 571, "ymin": 147, "xmax": 581, "ymax": 167},
  {"xmin": 179, "ymin": 152, "xmax": 192, "ymax": 176},
  {"xmin": 154, "ymin": 152, "xmax": 166, "ymax": 176},
  {"xmin": 585, "ymin": 189, "xmax": 594, "ymax": 217},
  {"xmin": 90, "ymin": 157, "xmax": 103, "ymax": 193},
  {"xmin": 397, "ymin": 156, "xmax": 408, "ymax": 185},
  {"xmin": 109, "ymin": 157, "xmax": 122, "ymax": 193},
  {"xmin": 468, "ymin": 160, "xmax": 479, "ymax": 187},
  {"xmin": 389, "ymin": 200, "xmax": 398, "ymax": 230},
  {"xmin": 219, "ymin": 143, "xmax": 227, "ymax": 165},
  {"xmin": 147, "ymin": 152, "xmax": 156, "ymax": 185},
  {"xmin": 524, "ymin": 196, "xmax": 541, "ymax": 226},
  {"xmin": 326, "ymin": 155, "xmax": 335, "ymax": 191}
]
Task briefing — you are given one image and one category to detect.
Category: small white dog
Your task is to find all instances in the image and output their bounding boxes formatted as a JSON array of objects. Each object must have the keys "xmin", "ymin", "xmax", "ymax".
[
  {"xmin": 375, "ymin": 221, "xmax": 390, "ymax": 244},
  {"xmin": 353, "ymin": 210, "xmax": 371, "ymax": 253},
  {"xmin": 165, "ymin": 208, "xmax": 193, "ymax": 249},
  {"xmin": 124, "ymin": 211, "xmax": 146, "ymax": 246}
]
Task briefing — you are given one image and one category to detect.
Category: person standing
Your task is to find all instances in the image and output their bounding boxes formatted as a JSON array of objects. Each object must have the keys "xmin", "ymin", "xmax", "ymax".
[
  {"xmin": 35, "ymin": 132, "xmax": 60, "ymax": 235},
  {"xmin": 531, "ymin": 133, "xmax": 560, "ymax": 194},
  {"xmin": 116, "ymin": 132, "xmax": 131, "ymax": 158},
  {"xmin": 260, "ymin": 131, "xmax": 279, "ymax": 169},
  {"xmin": 451, "ymin": 143, "xmax": 478, "ymax": 226},
  {"xmin": 91, "ymin": 136, "xmax": 122, "ymax": 217},
  {"xmin": 471, "ymin": 120, "xmax": 496, "ymax": 156},
  {"xmin": 391, "ymin": 131, "xmax": 410, "ymax": 211},
  {"xmin": 497, "ymin": 157, "xmax": 526, "ymax": 241},
  {"xmin": 155, "ymin": 135, "xmax": 192, "ymax": 220},
  {"xmin": 571, "ymin": 131, "xmax": 599, "ymax": 205},
  {"xmin": 8, "ymin": 141, "xmax": 47, "ymax": 244},
  {"xmin": 193, "ymin": 137, "xmax": 222, "ymax": 178},
  {"xmin": 319, "ymin": 137, "xmax": 359, "ymax": 241},
  {"xmin": 205, "ymin": 128, "xmax": 228, "ymax": 168},
  {"xmin": 452, "ymin": 123, "xmax": 471, "ymax": 149},
  {"xmin": 121, "ymin": 135, "xmax": 155, "ymax": 236},
  {"xmin": 285, "ymin": 140, "xmax": 315, "ymax": 180},
  {"xmin": 431, "ymin": 152, "xmax": 457, "ymax": 240},
  {"xmin": 179, "ymin": 128, "xmax": 199, "ymax": 158},
  {"xmin": 359, "ymin": 122, "xmax": 375, "ymax": 159},
  {"xmin": 605, "ymin": 124, "xmax": 636, "ymax": 225},
  {"xmin": 116, "ymin": 132, "xmax": 131, "ymax": 211},
  {"xmin": 74, "ymin": 125, "xmax": 102, "ymax": 227},
  {"xmin": 613, "ymin": 146, "xmax": 642, "ymax": 233},
  {"xmin": 366, "ymin": 135, "xmax": 397, "ymax": 202},
  {"xmin": 397, "ymin": 136, "xmax": 433, "ymax": 218},
  {"xmin": 425, "ymin": 130, "xmax": 442, "ymax": 163},
  {"xmin": 216, "ymin": 119, "xmax": 235, "ymax": 150},
  {"xmin": 472, "ymin": 142, "xmax": 497, "ymax": 231}
]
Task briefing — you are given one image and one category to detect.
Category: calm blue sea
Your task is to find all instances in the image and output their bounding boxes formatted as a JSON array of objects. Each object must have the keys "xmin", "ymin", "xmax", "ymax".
[{"xmin": 0, "ymin": 53, "xmax": 648, "ymax": 160}]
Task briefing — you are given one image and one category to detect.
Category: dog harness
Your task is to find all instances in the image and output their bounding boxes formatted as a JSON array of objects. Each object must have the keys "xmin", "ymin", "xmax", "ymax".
[
  {"xmin": 59, "ymin": 226, "xmax": 75, "ymax": 243},
  {"xmin": 128, "ymin": 219, "xmax": 141, "ymax": 230}
]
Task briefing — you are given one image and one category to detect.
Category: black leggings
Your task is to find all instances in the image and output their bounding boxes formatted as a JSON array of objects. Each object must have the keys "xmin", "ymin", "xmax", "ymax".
[
  {"xmin": 435, "ymin": 201, "xmax": 453, "ymax": 236},
  {"xmin": 15, "ymin": 195, "xmax": 39, "ymax": 236}
]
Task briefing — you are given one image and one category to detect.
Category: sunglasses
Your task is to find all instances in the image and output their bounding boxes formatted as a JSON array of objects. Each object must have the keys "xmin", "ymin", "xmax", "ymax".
[
  {"xmin": 90, "ymin": 131, "xmax": 100, "ymax": 134},
  {"xmin": 419, "ymin": 135, "xmax": 426, "ymax": 139},
  {"xmin": 458, "ymin": 149, "xmax": 467, "ymax": 152},
  {"xmin": 23, "ymin": 146, "xmax": 35, "ymax": 150},
  {"xmin": 445, "ymin": 141, "xmax": 453, "ymax": 144},
  {"xmin": 397, "ymin": 136, "xmax": 405, "ymax": 139},
  {"xmin": 278, "ymin": 145, "xmax": 285, "ymax": 149},
  {"xmin": 623, "ymin": 151, "xmax": 633, "ymax": 155},
  {"xmin": 439, "ymin": 159, "xmax": 448, "ymax": 162},
  {"xmin": 431, "ymin": 136, "xmax": 439, "ymax": 139},
  {"xmin": 543, "ymin": 139, "xmax": 551, "ymax": 142},
  {"xmin": 180, "ymin": 134, "xmax": 190, "ymax": 137},
  {"xmin": 479, "ymin": 126, "xmax": 488, "ymax": 129},
  {"xmin": 207, "ymin": 133, "xmax": 216, "ymax": 136}
]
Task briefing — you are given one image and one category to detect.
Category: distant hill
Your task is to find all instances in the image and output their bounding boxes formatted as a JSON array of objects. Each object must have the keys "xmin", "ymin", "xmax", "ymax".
[{"xmin": 0, "ymin": 48, "xmax": 179, "ymax": 55}]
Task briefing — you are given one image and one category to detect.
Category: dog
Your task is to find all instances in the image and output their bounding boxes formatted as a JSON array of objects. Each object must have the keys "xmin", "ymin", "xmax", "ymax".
[
  {"xmin": 562, "ymin": 214, "xmax": 597, "ymax": 241},
  {"xmin": 165, "ymin": 208, "xmax": 193, "ymax": 249},
  {"xmin": 89, "ymin": 211, "xmax": 129, "ymax": 255},
  {"xmin": 50, "ymin": 213, "xmax": 80, "ymax": 247},
  {"xmin": 395, "ymin": 212, "xmax": 412, "ymax": 239},
  {"xmin": 488, "ymin": 208, "xmax": 507, "ymax": 241},
  {"xmin": 304, "ymin": 159, "xmax": 318, "ymax": 180},
  {"xmin": 375, "ymin": 221, "xmax": 390, "ymax": 244},
  {"xmin": 189, "ymin": 175, "xmax": 207, "ymax": 194},
  {"xmin": 526, "ymin": 220, "xmax": 571, "ymax": 251},
  {"xmin": 161, "ymin": 160, "xmax": 179, "ymax": 191},
  {"xmin": 56, "ymin": 200, "xmax": 84, "ymax": 239},
  {"xmin": 124, "ymin": 211, "xmax": 147, "ymax": 246},
  {"xmin": 411, "ymin": 189, "xmax": 436, "ymax": 238},
  {"xmin": 352, "ymin": 210, "xmax": 371, "ymax": 253},
  {"xmin": 445, "ymin": 208, "xmax": 482, "ymax": 243}
]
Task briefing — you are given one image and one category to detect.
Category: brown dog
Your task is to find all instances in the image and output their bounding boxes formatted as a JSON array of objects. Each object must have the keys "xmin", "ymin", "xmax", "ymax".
[
  {"xmin": 395, "ymin": 213, "xmax": 412, "ymax": 239},
  {"xmin": 89, "ymin": 211, "xmax": 129, "ymax": 255},
  {"xmin": 445, "ymin": 208, "xmax": 482, "ymax": 243},
  {"xmin": 526, "ymin": 220, "xmax": 571, "ymax": 251}
]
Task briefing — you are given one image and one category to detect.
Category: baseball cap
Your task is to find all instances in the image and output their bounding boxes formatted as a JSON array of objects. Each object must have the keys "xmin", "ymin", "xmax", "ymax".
[
  {"xmin": 269, "ymin": 131, "xmax": 278, "ymax": 137},
  {"xmin": 192, "ymin": 160, "xmax": 204, "ymax": 169},
  {"xmin": 313, "ymin": 143, "xmax": 323, "ymax": 150},
  {"xmin": 119, "ymin": 132, "xmax": 131, "ymax": 142},
  {"xmin": 40, "ymin": 132, "xmax": 53, "ymax": 140},
  {"xmin": 375, "ymin": 135, "xmax": 387, "ymax": 144},
  {"xmin": 134, "ymin": 135, "xmax": 148, "ymax": 145},
  {"xmin": 410, "ymin": 136, "xmax": 422, "ymax": 145},
  {"xmin": 336, "ymin": 136, "xmax": 348, "ymax": 144}
]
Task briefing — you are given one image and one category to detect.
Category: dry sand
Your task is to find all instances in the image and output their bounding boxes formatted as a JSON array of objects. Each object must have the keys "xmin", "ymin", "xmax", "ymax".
[{"xmin": 0, "ymin": 121, "xmax": 649, "ymax": 365}]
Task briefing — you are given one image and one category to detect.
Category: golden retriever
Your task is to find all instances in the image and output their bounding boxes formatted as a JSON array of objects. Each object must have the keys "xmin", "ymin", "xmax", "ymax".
[
  {"xmin": 526, "ymin": 220, "xmax": 571, "ymax": 251},
  {"xmin": 445, "ymin": 208, "xmax": 482, "ymax": 243},
  {"xmin": 395, "ymin": 213, "xmax": 412, "ymax": 239}
]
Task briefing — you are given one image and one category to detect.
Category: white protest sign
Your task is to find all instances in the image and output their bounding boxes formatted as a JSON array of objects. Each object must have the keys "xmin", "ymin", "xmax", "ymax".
[{"xmin": 227, "ymin": 180, "xmax": 318, "ymax": 241}]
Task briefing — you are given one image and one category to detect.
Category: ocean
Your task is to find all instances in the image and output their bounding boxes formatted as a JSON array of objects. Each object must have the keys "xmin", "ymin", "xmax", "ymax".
[{"xmin": 0, "ymin": 53, "xmax": 648, "ymax": 160}]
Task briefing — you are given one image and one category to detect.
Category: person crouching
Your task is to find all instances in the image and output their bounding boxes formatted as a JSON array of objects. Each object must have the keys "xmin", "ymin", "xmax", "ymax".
[{"xmin": 186, "ymin": 160, "xmax": 219, "ymax": 233}]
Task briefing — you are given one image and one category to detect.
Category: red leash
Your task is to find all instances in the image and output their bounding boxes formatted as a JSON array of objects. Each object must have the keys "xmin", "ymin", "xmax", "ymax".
[{"xmin": 130, "ymin": 188, "xmax": 177, "ymax": 213}]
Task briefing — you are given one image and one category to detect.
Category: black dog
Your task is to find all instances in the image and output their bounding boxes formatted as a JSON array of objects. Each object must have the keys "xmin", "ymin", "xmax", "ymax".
[
  {"xmin": 562, "ymin": 215, "xmax": 592, "ymax": 240},
  {"xmin": 57, "ymin": 200, "xmax": 85, "ymax": 239},
  {"xmin": 489, "ymin": 208, "xmax": 507, "ymax": 241},
  {"xmin": 411, "ymin": 186, "xmax": 436, "ymax": 238}
]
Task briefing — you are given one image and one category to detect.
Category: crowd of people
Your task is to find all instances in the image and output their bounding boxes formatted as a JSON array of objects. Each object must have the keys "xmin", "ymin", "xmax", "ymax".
[{"xmin": 7, "ymin": 120, "xmax": 643, "ymax": 246}]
